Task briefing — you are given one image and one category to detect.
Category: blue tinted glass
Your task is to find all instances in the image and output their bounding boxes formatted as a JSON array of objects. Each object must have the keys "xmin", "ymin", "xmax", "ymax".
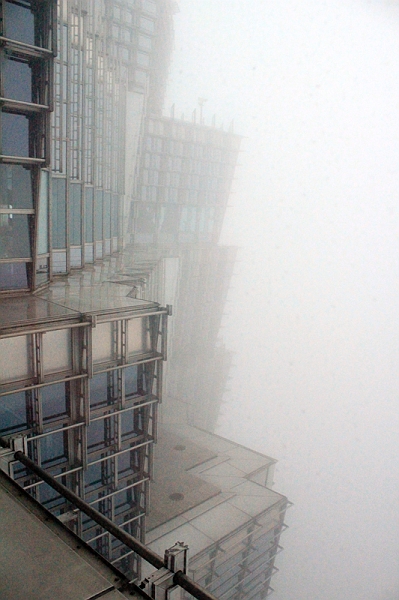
[
  {"xmin": 1, "ymin": 113, "xmax": 29, "ymax": 156},
  {"xmin": 40, "ymin": 431, "xmax": 66, "ymax": 464},
  {"xmin": 0, "ymin": 391, "xmax": 27, "ymax": 435},
  {"xmin": 42, "ymin": 383, "xmax": 67, "ymax": 420},
  {"xmin": 4, "ymin": 57, "xmax": 32, "ymax": 102},
  {"xmin": 0, "ymin": 263, "xmax": 28, "ymax": 290},
  {"xmin": 5, "ymin": 1, "xmax": 34, "ymax": 45},
  {"xmin": 125, "ymin": 365, "xmax": 138, "ymax": 398},
  {"xmin": 90, "ymin": 372, "xmax": 107, "ymax": 407}
]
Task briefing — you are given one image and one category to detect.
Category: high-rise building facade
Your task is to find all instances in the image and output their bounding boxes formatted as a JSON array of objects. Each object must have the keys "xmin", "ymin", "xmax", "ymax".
[
  {"xmin": 0, "ymin": 1, "xmax": 289, "ymax": 597},
  {"xmin": 0, "ymin": 0, "xmax": 56, "ymax": 292}
]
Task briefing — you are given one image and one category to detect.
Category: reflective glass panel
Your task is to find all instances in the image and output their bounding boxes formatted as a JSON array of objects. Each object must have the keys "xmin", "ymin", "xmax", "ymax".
[
  {"xmin": 1, "ymin": 113, "xmax": 29, "ymax": 156},
  {"xmin": 85, "ymin": 187, "xmax": 94, "ymax": 243},
  {"xmin": 0, "ymin": 164, "xmax": 33, "ymax": 209},
  {"xmin": 37, "ymin": 171, "xmax": 49, "ymax": 254},
  {"xmin": 51, "ymin": 178, "xmax": 66, "ymax": 249},
  {"xmin": 125, "ymin": 365, "xmax": 138, "ymax": 398},
  {"xmin": 0, "ymin": 391, "xmax": 27, "ymax": 435},
  {"xmin": 3, "ymin": 57, "xmax": 32, "ymax": 102},
  {"xmin": 70, "ymin": 182, "xmax": 82, "ymax": 245},
  {"xmin": 95, "ymin": 190, "xmax": 103, "ymax": 241},
  {"xmin": 0, "ymin": 214, "xmax": 31, "ymax": 259},
  {"xmin": 4, "ymin": 1, "xmax": 34, "ymax": 45},
  {"xmin": 0, "ymin": 262, "xmax": 28, "ymax": 290},
  {"xmin": 42, "ymin": 382, "xmax": 68, "ymax": 420}
]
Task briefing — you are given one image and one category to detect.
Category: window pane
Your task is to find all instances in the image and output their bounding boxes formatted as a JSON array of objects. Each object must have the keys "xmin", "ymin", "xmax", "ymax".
[
  {"xmin": 0, "ymin": 164, "xmax": 33, "ymax": 209},
  {"xmin": 0, "ymin": 214, "xmax": 32, "ymax": 259},
  {"xmin": 42, "ymin": 329, "xmax": 72, "ymax": 374},
  {"xmin": 0, "ymin": 335, "xmax": 30, "ymax": 383},
  {"xmin": 51, "ymin": 178, "xmax": 66, "ymax": 249},
  {"xmin": 40, "ymin": 430, "xmax": 67, "ymax": 465},
  {"xmin": 42, "ymin": 383, "xmax": 68, "ymax": 420},
  {"xmin": 3, "ymin": 57, "xmax": 32, "ymax": 102},
  {"xmin": 85, "ymin": 187, "xmax": 93, "ymax": 243},
  {"xmin": 0, "ymin": 262, "xmax": 28, "ymax": 290},
  {"xmin": 104, "ymin": 192, "xmax": 111, "ymax": 238},
  {"xmin": 4, "ymin": 0, "xmax": 34, "ymax": 45},
  {"xmin": 1, "ymin": 113, "xmax": 29, "ymax": 156},
  {"xmin": 37, "ymin": 171, "xmax": 49, "ymax": 254},
  {"xmin": 125, "ymin": 365, "xmax": 138, "ymax": 398},
  {"xmin": 70, "ymin": 182, "xmax": 82, "ymax": 245},
  {"xmin": 95, "ymin": 190, "xmax": 103, "ymax": 241},
  {"xmin": 0, "ymin": 391, "xmax": 27, "ymax": 435}
]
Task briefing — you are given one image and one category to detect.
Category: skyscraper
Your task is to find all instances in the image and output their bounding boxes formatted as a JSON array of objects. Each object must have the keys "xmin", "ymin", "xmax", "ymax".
[{"xmin": 0, "ymin": 1, "xmax": 289, "ymax": 596}]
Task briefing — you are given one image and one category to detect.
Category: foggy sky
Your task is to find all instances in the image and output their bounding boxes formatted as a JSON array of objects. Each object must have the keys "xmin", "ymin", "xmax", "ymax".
[{"xmin": 166, "ymin": 2, "xmax": 399, "ymax": 599}]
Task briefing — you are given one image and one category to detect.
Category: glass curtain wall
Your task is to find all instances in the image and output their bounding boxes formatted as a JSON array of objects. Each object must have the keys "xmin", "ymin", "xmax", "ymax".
[{"xmin": 0, "ymin": 0, "xmax": 56, "ymax": 291}]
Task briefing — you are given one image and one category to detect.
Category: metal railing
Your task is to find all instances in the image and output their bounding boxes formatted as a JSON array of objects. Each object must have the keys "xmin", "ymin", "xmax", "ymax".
[{"xmin": 0, "ymin": 436, "xmax": 218, "ymax": 600}]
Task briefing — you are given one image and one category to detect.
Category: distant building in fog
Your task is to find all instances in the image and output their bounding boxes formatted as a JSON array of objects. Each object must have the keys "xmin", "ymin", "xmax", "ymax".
[{"xmin": 146, "ymin": 423, "xmax": 289, "ymax": 599}]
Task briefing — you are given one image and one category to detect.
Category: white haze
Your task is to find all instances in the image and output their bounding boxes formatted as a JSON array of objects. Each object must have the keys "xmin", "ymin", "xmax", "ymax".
[{"xmin": 166, "ymin": 1, "xmax": 399, "ymax": 599}]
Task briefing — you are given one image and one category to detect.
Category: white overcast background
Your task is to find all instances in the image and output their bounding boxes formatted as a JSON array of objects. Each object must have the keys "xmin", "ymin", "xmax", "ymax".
[{"xmin": 165, "ymin": 1, "xmax": 399, "ymax": 599}]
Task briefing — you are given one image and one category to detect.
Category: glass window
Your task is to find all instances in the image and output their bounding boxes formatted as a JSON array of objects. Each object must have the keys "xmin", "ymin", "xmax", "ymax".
[
  {"xmin": 70, "ymin": 182, "xmax": 82, "ymax": 245},
  {"xmin": 1, "ymin": 112, "xmax": 29, "ymax": 156},
  {"xmin": 0, "ymin": 214, "xmax": 32, "ymax": 259},
  {"xmin": 0, "ymin": 262, "xmax": 28, "ymax": 290},
  {"xmin": 92, "ymin": 323, "xmax": 115, "ymax": 365},
  {"xmin": 104, "ymin": 192, "xmax": 111, "ymax": 238},
  {"xmin": 42, "ymin": 383, "xmax": 68, "ymax": 421},
  {"xmin": 138, "ymin": 34, "xmax": 152, "ymax": 50},
  {"xmin": 40, "ymin": 430, "xmax": 67, "ymax": 465},
  {"xmin": 37, "ymin": 171, "xmax": 49, "ymax": 254},
  {"xmin": 121, "ymin": 410, "xmax": 138, "ymax": 438},
  {"xmin": 42, "ymin": 329, "xmax": 72, "ymax": 374},
  {"xmin": 142, "ymin": 0, "xmax": 156, "ymax": 15},
  {"xmin": 0, "ymin": 164, "xmax": 33, "ymax": 209},
  {"xmin": 85, "ymin": 187, "xmax": 94, "ymax": 243},
  {"xmin": 0, "ymin": 391, "xmax": 28, "ymax": 435},
  {"xmin": 111, "ymin": 194, "xmax": 118, "ymax": 237},
  {"xmin": 4, "ymin": 0, "xmax": 34, "ymax": 45},
  {"xmin": 95, "ymin": 190, "xmax": 103, "ymax": 241},
  {"xmin": 0, "ymin": 336, "xmax": 30, "ymax": 384},
  {"xmin": 128, "ymin": 318, "xmax": 150, "ymax": 355},
  {"xmin": 90, "ymin": 371, "xmax": 117, "ymax": 408},
  {"xmin": 159, "ymin": 205, "xmax": 179, "ymax": 234},
  {"xmin": 3, "ymin": 56, "xmax": 32, "ymax": 103},
  {"xmin": 87, "ymin": 418, "xmax": 113, "ymax": 451},
  {"xmin": 51, "ymin": 178, "xmax": 66, "ymax": 249},
  {"xmin": 139, "ymin": 17, "xmax": 154, "ymax": 33},
  {"xmin": 85, "ymin": 463, "xmax": 103, "ymax": 492},
  {"xmin": 137, "ymin": 51, "xmax": 149, "ymax": 68},
  {"xmin": 125, "ymin": 365, "xmax": 138, "ymax": 398}
]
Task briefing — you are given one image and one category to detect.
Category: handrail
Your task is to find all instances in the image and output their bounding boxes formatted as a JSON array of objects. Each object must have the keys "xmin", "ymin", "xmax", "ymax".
[{"xmin": 0, "ymin": 437, "xmax": 219, "ymax": 600}]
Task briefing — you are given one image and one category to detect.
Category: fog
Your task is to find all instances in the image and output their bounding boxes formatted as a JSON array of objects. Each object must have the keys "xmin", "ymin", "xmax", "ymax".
[{"xmin": 166, "ymin": 1, "xmax": 399, "ymax": 599}]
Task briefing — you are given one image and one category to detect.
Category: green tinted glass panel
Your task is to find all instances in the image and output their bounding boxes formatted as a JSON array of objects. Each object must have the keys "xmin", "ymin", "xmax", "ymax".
[
  {"xmin": 70, "ymin": 182, "xmax": 82, "ymax": 245},
  {"xmin": 85, "ymin": 187, "xmax": 93, "ymax": 243},
  {"xmin": 94, "ymin": 190, "xmax": 103, "ymax": 241},
  {"xmin": 104, "ymin": 192, "xmax": 111, "ymax": 238},
  {"xmin": 51, "ymin": 178, "xmax": 66, "ymax": 249},
  {"xmin": 37, "ymin": 171, "xmax": 49, "ymax": 254},
  {"xmin": 0, "ymin": 214, "xmax": 31, "ymax": 259},
  {"xmin": 0, "ymin": 164, "xmax": 33, "ymax": 209}
]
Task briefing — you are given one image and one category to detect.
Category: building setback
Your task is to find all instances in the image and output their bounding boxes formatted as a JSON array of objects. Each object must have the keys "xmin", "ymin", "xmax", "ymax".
[{"xmin": 0, "ymin": 1, "xmax": 289, "ymax": 597}]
